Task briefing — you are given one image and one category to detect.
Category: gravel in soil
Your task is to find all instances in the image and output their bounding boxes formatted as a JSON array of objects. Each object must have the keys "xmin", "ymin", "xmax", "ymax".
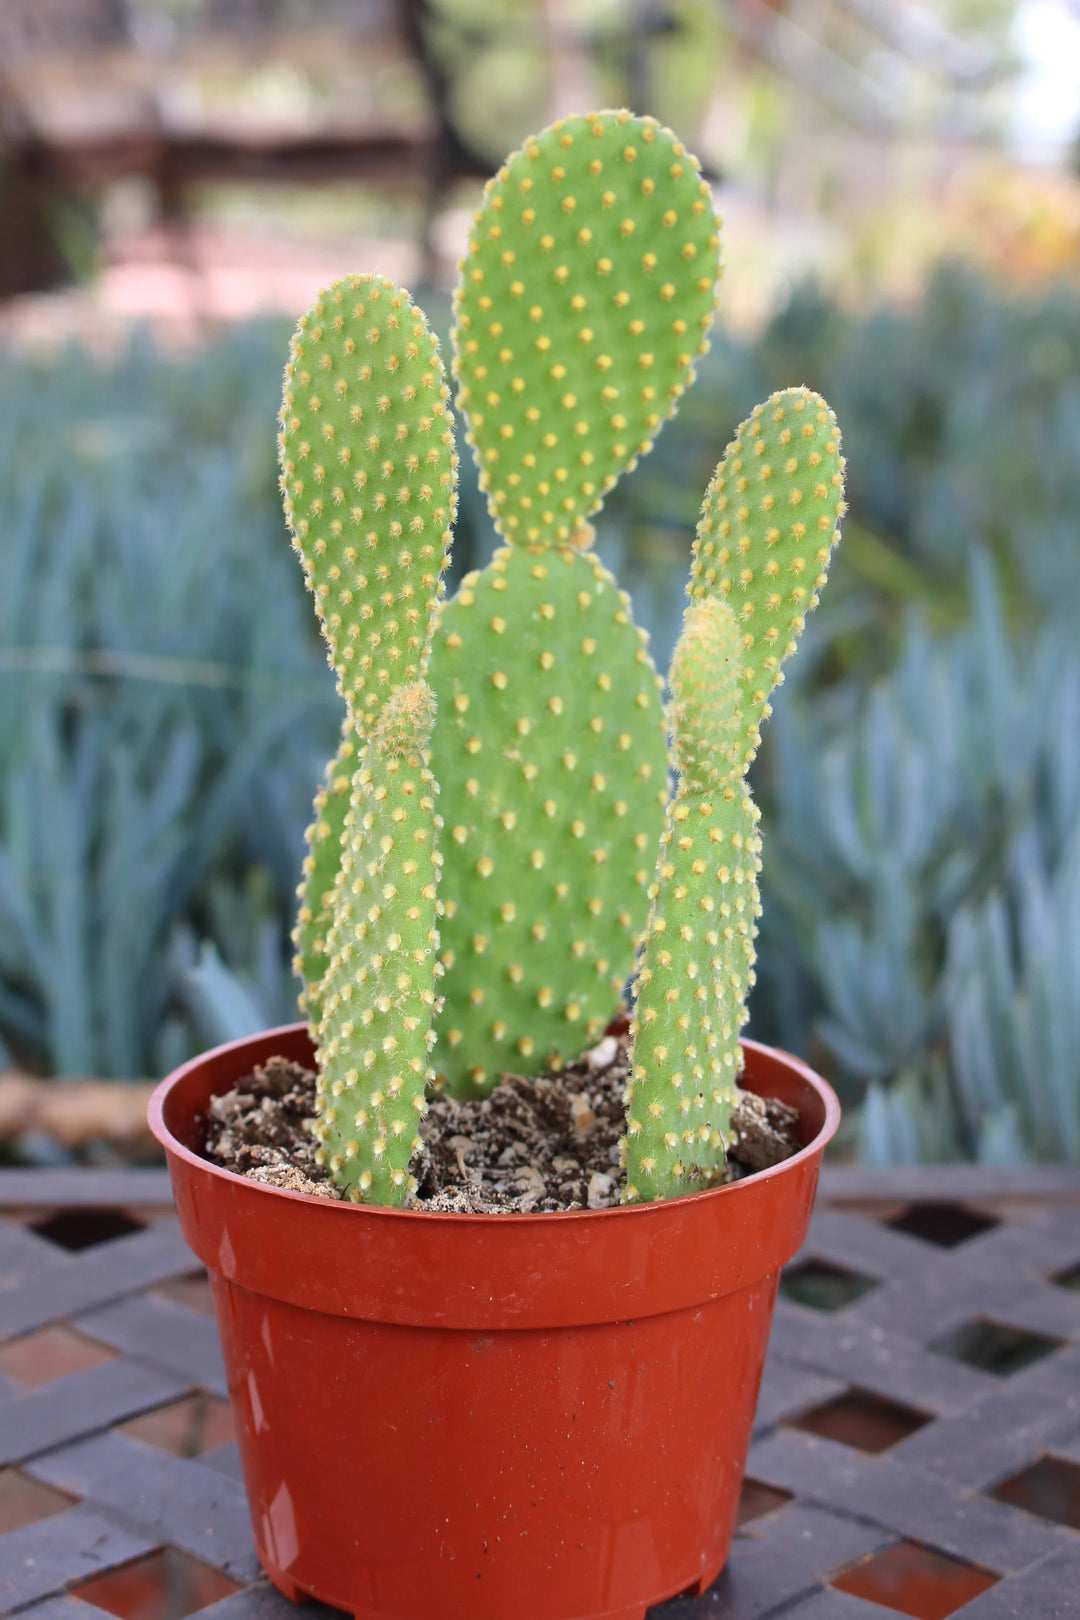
[{"xmin": 202, "ymin": 1034, "xmax": 801, "ymax": 1212}]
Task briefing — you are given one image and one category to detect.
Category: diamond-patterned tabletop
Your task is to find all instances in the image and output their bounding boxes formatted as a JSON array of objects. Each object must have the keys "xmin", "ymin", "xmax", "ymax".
[{"xmin": 0, "ymin": 1166, "xmax": 1077, "ymax": 1620}]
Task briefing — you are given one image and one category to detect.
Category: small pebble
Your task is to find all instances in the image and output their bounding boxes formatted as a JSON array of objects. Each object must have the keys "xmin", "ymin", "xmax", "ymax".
[
  {"xmin": 587, "ymin": 1036, "xmax": 619, "ymax": 1070},
  {"xmin": 587, "ymin": 1171, "xmax": 616, "ymax": 1209}
]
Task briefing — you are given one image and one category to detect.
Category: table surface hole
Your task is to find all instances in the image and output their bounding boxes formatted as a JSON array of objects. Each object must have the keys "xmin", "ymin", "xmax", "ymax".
[
  {"xmin": 831, "ymin": 1539, "xmax": 998, "ymax": 1619},
  {"xmin": 780, "ymin": 1257, "xmax": 880, "ymax": 1312},
  {"xmin": 886, "ymin": 1203, "xmax": 999, "ymax": 1249},
  {"xmin": 929, "ymin": 1316, "xmax": 1064, "ymax": 1378},
  {"xmin": 782, "ymin": 1388, "xmax": 933, "ymax": 1454},
  {"xmin": 0, "ymin": 1321, "xmax": 117, "ymax": 1387},
  {"xmin": 28, "ymin": 1206, "xmax": 146, "ymax": 1252},
  {"xmin": 120, "ymin": 1392, "xmax": 236, "ymax": 1458},
  {"xmin": 991, "ymin": 1453, "xmax": 1080, "ymax": 1531},
  {"xmin": 69, "ymin": 1546, "xmax": 242, "ymax": 1620},
  {"xmin": 0, "ymin": 1466, "xmax": 78, "ymax": 1536},
  {"xmin": 1051, "ymin": 1260, "xmax": 1080, "ymax": 1292},
  {"xmin": 735, "ymin": 1478, "xmax": 794, "ymax": 1527},
  {"xmin": 151, "ymin": 1272, "xmax": 215, "ymax": 1316}
]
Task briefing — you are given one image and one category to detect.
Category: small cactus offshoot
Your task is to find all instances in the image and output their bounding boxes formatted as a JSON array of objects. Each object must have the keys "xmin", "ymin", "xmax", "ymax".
[
  {"xmin": 315, "ymin": 681, "xmax": 442, "ymax": 1203},
  {"xmin": 624, "ymin": 595, "xmax": 761, "ymax": 1199},
  {"xmin": 278, "ymin": 118, "xmax": 846, "ymax": 1206}
]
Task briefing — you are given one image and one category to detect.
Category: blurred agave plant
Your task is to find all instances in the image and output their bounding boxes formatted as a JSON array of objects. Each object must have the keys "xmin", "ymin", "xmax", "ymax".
[
  {"xmin": 0, "ymin": 331, "xmax": 341, "ymax": 1084},
  {"xmin": 759, "ymin": 561, "xmax": 1080, "ymax": 1164}
]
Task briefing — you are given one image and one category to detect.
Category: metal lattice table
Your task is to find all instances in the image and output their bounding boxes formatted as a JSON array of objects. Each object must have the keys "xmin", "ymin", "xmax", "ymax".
[{"xmin": 1, "ymin": 1166, "xmax": 1078, "ymax": 1620}]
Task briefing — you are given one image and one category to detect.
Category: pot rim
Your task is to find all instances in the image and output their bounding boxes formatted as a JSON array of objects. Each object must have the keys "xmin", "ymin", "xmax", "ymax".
[{"xmin": 149, "ymin": 1021, "xmax": 840, "ymax": 1225}]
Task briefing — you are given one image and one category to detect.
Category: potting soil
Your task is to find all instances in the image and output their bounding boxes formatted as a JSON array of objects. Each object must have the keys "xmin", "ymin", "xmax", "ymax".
[{"xmin": 202, "ymin": 1033, "xmax": 800, "ymax": 1212}]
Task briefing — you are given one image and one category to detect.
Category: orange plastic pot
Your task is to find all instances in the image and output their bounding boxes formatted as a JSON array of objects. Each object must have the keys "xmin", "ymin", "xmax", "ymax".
[{"xmin": 149, "ymin": 1024, "xmax": 839, "ymax": 1620}]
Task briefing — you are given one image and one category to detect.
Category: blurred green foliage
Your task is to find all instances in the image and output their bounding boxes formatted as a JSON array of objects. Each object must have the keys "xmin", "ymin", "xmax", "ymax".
[
  {"xmin": 2, "ymin": 261, "xmax": 1078, "ymax": 1163},
  {"xmin": 0, "ymin": 324, "xmax": 336, "ymax": 1084}
]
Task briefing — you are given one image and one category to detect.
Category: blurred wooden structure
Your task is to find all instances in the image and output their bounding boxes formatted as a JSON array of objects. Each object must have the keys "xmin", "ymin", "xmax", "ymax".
[
  {"xmin": 0, "ymin": 0, "xmax": 494, "ymax": 297},
  {"xmin": 0, "ymin": 1071, "xmax": 156, "ymax": 1156},
  {"xmin": 0, "ymin": 0, "xmax": 1008, "ymax": 300}
]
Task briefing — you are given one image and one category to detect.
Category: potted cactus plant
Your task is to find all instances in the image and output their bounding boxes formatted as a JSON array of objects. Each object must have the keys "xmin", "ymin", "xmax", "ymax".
[{"xmin": 151, "ymin": 110, "xmax": 844, "ymax": 1620}]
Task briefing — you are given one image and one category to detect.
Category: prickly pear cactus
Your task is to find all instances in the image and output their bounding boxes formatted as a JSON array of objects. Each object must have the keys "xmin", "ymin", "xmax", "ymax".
[
  {"xmin": 429, "ymin": 110, "xmax": 723, "ymax": 1094},
  {"xmin": 623, "ymin": 390, "xmax": 845, "ymax": 1201},
  {"xmin": 278, "ymin": 275, "xmax": 457, "ymax": 1201},
  {"xmin": 279, "ymin": 275, "xmax": 457, "ymax": 1021},
  {"xmin": 277, "ymin": 137, "xmax": 846, "ymax": 1209}
]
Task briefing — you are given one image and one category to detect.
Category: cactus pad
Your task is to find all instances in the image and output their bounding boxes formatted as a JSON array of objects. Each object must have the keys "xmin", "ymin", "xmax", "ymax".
[
  {"xmin": 689, "ymin": 386, "xmax": 845, "ymax": 757},
  {"xmin": 453, "ymin": 110, "xmax": 721, "ymax": 549},
  {"xmin": 315, "ymin": 682, "xmax": 442, "ymax": 1203},
  {"xmin": 278, "ymin": 274, "xmax": 457, "ymax": 723},
  {"xmin": 427, "ymin": 109, "xmax": 719, "ymax": 1095},
  {"xmin": 429, "ymin": 543, "xmax": 668, "ymax": 1093},
  {"xmin": 624, "ymin": 596, "xmax": 761, "ymax": 1201},
  {"xmin": 280, "ymin": 273, "xmax": 457, "ymax": 1027}
]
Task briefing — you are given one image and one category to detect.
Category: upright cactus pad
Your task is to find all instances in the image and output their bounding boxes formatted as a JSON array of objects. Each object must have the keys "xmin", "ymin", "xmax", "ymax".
[
  {"xmin": 279, "ymin": 276, "xmax": 456, "ymax": 1202},
  {"xmin": 454, "ymin": 110, "xmax": 721, "ymax": 548},
  {"xmin": 690, "ymin": 386, "xmax": 845, "ymax": 757},
  {"xmin": 315, "ymin": 682, "xmax": 442, "ymax": 1203},
  {"xmin": 430, "ymin": 111, "xmax": 721, "ymax": 1095},
  {"xmin": 278, "ymin": 273, "xmax": 456, "ymax": 717},
  {"xmin": 624, "ymin": 597, "xmax": 761, "ymax": 1201},
  {"xmin": 429, "ymin": 543, "xmax": 668, "ymax": 1090}
]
